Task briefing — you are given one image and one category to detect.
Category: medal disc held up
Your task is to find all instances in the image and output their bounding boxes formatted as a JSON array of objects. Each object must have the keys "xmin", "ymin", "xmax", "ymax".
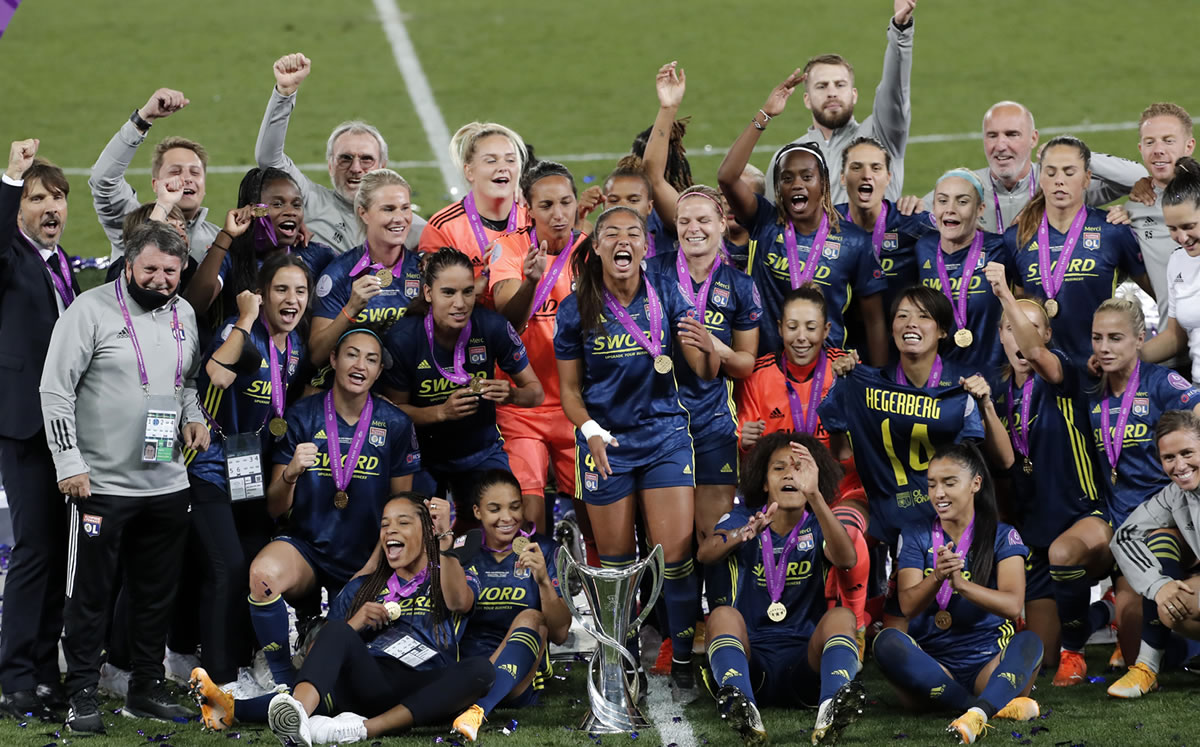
[
  {"xmin": 512, "ymin": 536, "xmax": 530, "ymax": 554},
  {"xmin": 1044, "ymin": 299, "xmax": 1059, "ymax": 318},
  {"xmin": 767, "ymin": 601, "xmax": 787, "ymax": 623},
  {"xmin": 376, "ymin": 268, "xmax": 393, "ymax": 287},
  {"xmin": 469, "ymin": 378, "xmax": 485, "ymax": 395},
  {"xmin": 934, "ymin": 610, "xmax": 952, "ymax": 630},
  {"xmin": 954, "ymin": 329, "xmax": 973, "ymax": 348},
  {"xmin": 654, "ymin": 355, "xmax": 673, "ymax": 374},
  {"xmin": 1023, "ymin": 457, "xmax": 1033, "ymax": 475},
  {"xmin": 334, "ymin": 490, "xmax": 348, "ymax": 510},
  {"xmin": 269, "ymin": 417, "xmax": 288, "ymax": 438}
]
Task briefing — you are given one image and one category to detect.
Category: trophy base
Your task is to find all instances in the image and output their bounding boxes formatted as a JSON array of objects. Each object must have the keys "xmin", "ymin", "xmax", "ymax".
[{"xmin": 579, "ymin": 709, "xmax": 653, "ymax": 734}]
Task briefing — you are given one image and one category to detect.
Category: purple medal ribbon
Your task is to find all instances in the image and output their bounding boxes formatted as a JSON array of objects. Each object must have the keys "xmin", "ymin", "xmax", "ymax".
[
  {"xmin": 423, "ymin": 313, "xmax": 472, "ymax": 386},
  {"xmin": 896, "ymin": 355, "xmax": 943, "ymax": 389},
  {"xmin": 930, "ymin": 517, "xmax": 975, "ymax": 611},
  {"xmin": 991, "ymin": 171, "xmax": 1036, "ymax": 232},
  {"xmin": 348, "ymin": 240, "xmax": 400, "ymax": 278},
  {"xmin": 760, "ymin": 511, "xmax": 809, "ymax": 605},
  {"xmin": 23, "ymin": 232, "xmax": 74, "ymax": 307},
  {"xmin": 322, "ymin": 390, "xmax": 374, "ymax": 495},
  {"xmin": 601, "ymin": 276, "xmax": 665, "ymax": 360},
  {"xmin": 783, "ymin": 213, "xmax": 831, "ymax": 288},
  {"xmin": 527, "ymin": 228, "xmax": 576, "ymax": 323},
  {"xmin": 483, "ymin": 526, "xmax": 533, "ymax": 554},
  {"xmin": 783, "ymin": 348, "xmax": 826, "ymax": 435},
  {"xmin": 1100, "ymin": 361, "xmax": 1141, "ymax": 481},
  {"xmin": 645, "ymin": 231, "xmax": 657, "ymax": 259},
  {"xmin": 870, "ymin": 203, "xmax": 889, "ymax": 261},
  {"xmin": 1006, "ymin": 376, "xmax": 1035, "ymax": 463},
  {"xmin": 252, "ymin": 205, "xmax": 279, "ymax": 252},
  {"xmin": 1036, "ymin": 205, "xmax": 1087, "ymax": 304},
  {"xmin": 674, "ymin": 249, "xmax": 720, "ymax": 324},
  {"xmin": 383, "ymin": 568, "xmax": 428, "ymax": 602},
  {"xmin": 463, "ymin": 192, "xmax": 518, "ymax": 258},
  {"xmin": 114, "ymin": 280, "xmax": 183, "ymax": 393},
  {"xmin": 934, "ymin": 230, "xmax": 985, "ymax": 333},
  {"xmin": 262, "ymin": 314, "xmax": 293, "ymax": 427}
]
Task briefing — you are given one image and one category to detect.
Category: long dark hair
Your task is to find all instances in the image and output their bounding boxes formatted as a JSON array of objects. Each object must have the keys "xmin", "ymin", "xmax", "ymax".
[
  {"xmin": 344, "ymin": 492, "xmax": 449, "ymax": 647},
  {"xmin": 227, "ymin": 167, "xmax": 302, "ymax": 302},
  {"xmin": 404, "ymin": 246, "xmax": 475, "ymax": 318},
  {"xmin": 470, "ymin": 469, "xmax": 523, "ymax": 507},
  {"xmin": 929, "ymin": 443, "xmax": 998, "ymax": 586},
  {"xmin": 1015, "ymin": 135, "xmax": 1092, "ymax": 246},
  {"xmin": 570, "ymin": 206, "xmax": 647, "ymax": 335},
  {"xmin": 631, "ymin": 121, "xmax": 693, "ymax": 192},
  {"xmin": 739, "ymin": 431, "xmax": 843, "ymax": 510},
  {"xmin": 781, "ymin": 283, "xmax": 829, "ymax": 327}
]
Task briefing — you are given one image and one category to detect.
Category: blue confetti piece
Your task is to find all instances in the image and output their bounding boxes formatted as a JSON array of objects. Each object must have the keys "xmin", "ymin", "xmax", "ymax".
[
  {"xmin": 1031, "ymin": 726, "xmax": 1047, "ymax": 735},
  {"xmin": 434, "ymin": 738, "xmax": 444, "ymax": 744},
  {"xmin": 508, "ymin": 719, "xmax": 518, "ymax": 731},
  {"xmin": 1040, "ymin": 708, "xmax": 1053, "ymax": 719},
  {"xmin": 226, "ymin": 732, "xmax": 242, "ymax": 739},
  {"xmin": 1012, "ymin": 732, "xmax": 1023, "ymax": 738},
  {"xmin": 173, "ymin": 716, "xmax": 189, "ymax": 723},
  {"xmin": 1087, "ymin": 675, "xmax": 1106, "ymax": 683},
  {"xmin": 583, "ymin": 176, "xmax": 596, "ymax": 184},
  {"xmin": 17, "ymin": 721, "xmax": 26, "ymax": 728},
  {"xmin": 630, "ymin": 732, "xmax": 638, "ymax": 740},
  {"xmin": 672, "ymin": 716, "xmax": 682, "ymax": 723}
]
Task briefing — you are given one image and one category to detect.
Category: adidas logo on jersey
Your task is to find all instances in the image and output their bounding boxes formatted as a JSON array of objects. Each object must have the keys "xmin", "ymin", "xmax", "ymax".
[
  {"xmin": 683, "ymin": 465, "xmax": 692, "ymax": 475},
  {"xmin": 770, "ymin": 407, "xmax": 784, "ymax": 419},
  {"xmin": 923, "ymin": 259, "xmax": 932, "ymax": 269},
  {"xmin": 116, "ymin": 328, "xmax": 130, "ymax": 339},
  {"xmin": 722, "ymin": 668, "xmax": 743, "ymax": 682},
  {"xmin": 418, "ymin": 360, "xmax": 431, "ymax": 370},
  {"xmin": 720, "ymin": 463, "xmax": 733, "ymax": 473}
]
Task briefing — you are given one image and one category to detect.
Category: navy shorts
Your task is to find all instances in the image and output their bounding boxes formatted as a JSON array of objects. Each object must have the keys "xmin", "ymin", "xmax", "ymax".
[
  {"xmin": 748, "ymin": 636, "xmax": 819, "ymax": 707},
  {"xmin": 940, "ymin": 648, "xmax": 998, "ymax": 691},
  {"xmin": 274, "ymin": 535, "xmax": 350, "ymax": 598},
  {"xmin": 1025, "ymin": 546, "xmax": 1053, "ymax": 601},
  {"xmin": 576, "ymin": 439, "xmax": 695, "ymax": 506},
  {"xmin": 693, "ymin": 435, "xmax": 739, "ymax": 486}
]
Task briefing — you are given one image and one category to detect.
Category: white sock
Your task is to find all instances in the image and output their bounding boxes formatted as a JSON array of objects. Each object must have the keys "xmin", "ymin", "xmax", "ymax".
[
  {"xmin": 1134, "ymin": 641, "xmax": 1165, "ymax": 674},
  {"xmin": 968, "ymin": 706, "xmax": 988, "ymax": 724}
]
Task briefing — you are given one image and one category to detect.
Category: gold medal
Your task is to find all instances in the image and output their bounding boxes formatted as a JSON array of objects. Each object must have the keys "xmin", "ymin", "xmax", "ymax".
[
  {"xmin": 469, "ymin": 378, "xmax": 486, "ymax": 395},
  {"xmin": 384, "ymin": 601, "xmax": 402, "ymax": 621},
  {"xmin": 1111, "ymin": 468, "xmax": 1118, "ymax": 485},
  {"xmin": 1023, "ymin": 457, "xmax": 1033, "ymax": 475},
  {"xmin": 954, "ymin": 328, "xmax": 973, "ymax": 348},
  {"xmin": 269, "ymin": 417, "xmax": 288, "ymax": 438},
  {"xmin": 934, "ymin": 610, "xmax": 953, "ymax": 630},
  {"xmin": 334, "ymin": 490, "xmax": 348, "ymax": 509},
  {"xmin": 654, "ymin": 355, "xmax": 673, "ymax": 374},
  {"xmin": 1044, "ymin": 298, "xmax": 1059, "ymax": 318},
  {"xmin": 375, "ymin": 268, "xmax": 393, "ymax": 287},
  {"xmin": 512, "ymin": 536, "xmax": 530, "ymax": 554},
  {"xmin": 250, "ymin": 204, "xmax": 269, "ymax": 218},
  {"xmin": 767, "ymin": 601, "xmax": 787, "ymax": 622}
]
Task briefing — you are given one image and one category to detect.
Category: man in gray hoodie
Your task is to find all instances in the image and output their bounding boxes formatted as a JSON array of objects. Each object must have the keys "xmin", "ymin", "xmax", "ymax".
[{"xmin": 41, "ymin": 221, "xmax": 209, "ymax": 734}]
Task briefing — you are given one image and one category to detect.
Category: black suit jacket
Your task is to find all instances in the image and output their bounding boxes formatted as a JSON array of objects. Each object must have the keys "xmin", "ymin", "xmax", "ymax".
[{"xmin": 0, "ymin": 181, "xmax": 81, "ymax": 440}]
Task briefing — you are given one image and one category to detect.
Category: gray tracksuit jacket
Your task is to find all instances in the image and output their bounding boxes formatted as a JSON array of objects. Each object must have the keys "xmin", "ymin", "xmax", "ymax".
[{"xmin": 1111, "ymin": 482, "xmax": 1200, "ymax": 600}]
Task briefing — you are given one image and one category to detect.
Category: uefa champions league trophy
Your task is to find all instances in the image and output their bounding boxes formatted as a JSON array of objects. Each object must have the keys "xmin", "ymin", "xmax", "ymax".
[{"xmin": 556, "ymin": 544, "xmax": 664, "ymax": 734}]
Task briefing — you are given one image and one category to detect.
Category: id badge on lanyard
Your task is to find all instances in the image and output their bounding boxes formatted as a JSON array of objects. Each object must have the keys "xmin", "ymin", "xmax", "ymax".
[
  {"xmin": 143, "ymin": 395, "xmax": 179, "ymax": 463},
  {"xmin": 225, "ymin": 432, "xmax": 265, "ymax": 501},
  {"xmin": 368, "ymin": 626, "xmax": 438, "ymax": 667}
]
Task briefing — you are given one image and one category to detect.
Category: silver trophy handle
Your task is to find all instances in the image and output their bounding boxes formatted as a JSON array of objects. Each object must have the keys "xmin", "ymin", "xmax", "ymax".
[
  {"xmin": 632, "ymin": 544, "xmax": 664, "ymax": 632},
  {"xmin": 555, "ymin": 546, "xmax": 640, "ymax": 671}
]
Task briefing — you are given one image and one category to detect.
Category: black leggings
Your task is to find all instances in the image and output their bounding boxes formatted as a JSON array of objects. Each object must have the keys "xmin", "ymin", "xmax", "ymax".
[{"xmin": 300, "ymin": 620, "xmax": 493, "ymax": 724}]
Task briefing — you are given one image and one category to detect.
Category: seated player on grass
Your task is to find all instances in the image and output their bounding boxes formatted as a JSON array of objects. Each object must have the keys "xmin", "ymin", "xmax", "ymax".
[
  {"xmin": 696, "ymin": 432, "xmax": 863, "ymax": 745},
  {"xmin": 872, "ymin": 443, "xmax": 1043, "ymax": 745}
]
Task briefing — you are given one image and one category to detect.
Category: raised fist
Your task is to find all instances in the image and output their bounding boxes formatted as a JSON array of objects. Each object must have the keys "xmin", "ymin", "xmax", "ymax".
[
  {"xmin": 6, "ymin": 139, "xmax": 38, "ymax": 180},
  {"xmin": 273, "ymin": 53, "xmax": 312, "ymax": 96},
  {"xmin": 138, "ymin": 88, "xmax": 189, "ymax": 124}
]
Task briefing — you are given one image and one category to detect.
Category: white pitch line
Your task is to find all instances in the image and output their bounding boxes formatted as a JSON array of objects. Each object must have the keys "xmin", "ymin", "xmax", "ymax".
[
  {"xmin": 370, "ymin": 0, "xmax": 463, "ymax": 195},
  {"xmin": 57, "ymin": 120, "xmax": 1141, "ymax": 177},
  {"xmin": 645, "ymin": 678, "xmax": 697, "ymax": 747}
]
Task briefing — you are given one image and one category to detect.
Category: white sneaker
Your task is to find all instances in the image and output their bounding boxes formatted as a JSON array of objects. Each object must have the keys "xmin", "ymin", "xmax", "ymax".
[
  {"xmin": 267, "ymin": 692, "xmax": 312, "ymax": 747},
  {"xmin": 164, "ymin": 649, "xmax": 202, "ymax": 684},
  {"xmin": 98, "ymin": 662, "xmax": 131, "ymax": 698},
  {"xmin": 309, "ymin": 712, "xmax": 368, "ymax": 745}
]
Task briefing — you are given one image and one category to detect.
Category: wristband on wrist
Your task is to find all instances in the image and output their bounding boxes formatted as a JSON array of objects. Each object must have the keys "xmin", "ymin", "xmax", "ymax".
[
  {"xmin": 282, "ymin": 471, "xmax": 298, "ymax": 485},
  {"xmin": 758, "ymin": 109, "xmax": 772, "ymax": 122},
  {"xmin": 341, "ymin": 307, "xmax": 357, "ymax": 323},
  {"xmin": 130, "ymin": 109, "xmax": 153, "ymax": 131},
  {"xmin": 580, "ymin": 419, "xmax": 613, "ymax": 444}
]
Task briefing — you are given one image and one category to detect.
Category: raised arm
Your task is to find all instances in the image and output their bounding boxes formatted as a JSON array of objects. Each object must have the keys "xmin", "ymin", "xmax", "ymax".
[
  {"xmin": 182, "ymin": 207, "xmax": 251, "ymax": 313},
  {"xmin": 0, "ymin": 139, "xmax": 36, "ymax": 271},
  {"xmin": 870, "ymin": 0, "xmax": 917, "ymax": 157},
  {"xmin": 644, "ymin": 62, "xmax": 686, "ymax": 227},
  {"xmin": 254, "ymin": 53, "xmax": 320, "ymax": 195},
  {"xmin": 1085, "ymin": 152, "xmax": 1149, "ymax": 206},
  {"xmin": 984, "ymin": 261, "xmax": 1064, "ymax": 385}
]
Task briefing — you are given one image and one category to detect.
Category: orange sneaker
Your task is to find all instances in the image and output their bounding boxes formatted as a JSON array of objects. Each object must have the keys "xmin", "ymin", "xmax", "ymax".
[
  {"xmin": 652, "ymin": 638, "xmax": 673, "ymax": 675},
  {"xmin": 1052, "ymin": 649, "xmax": 1087, "ymax": 686},
  {"xmin": 188, "ymin": 667, "xmax": 233, "ymax": 730},
  {"xmin": 1108, "ymin": 645, "xmax": 1125, "ymax": 670}
]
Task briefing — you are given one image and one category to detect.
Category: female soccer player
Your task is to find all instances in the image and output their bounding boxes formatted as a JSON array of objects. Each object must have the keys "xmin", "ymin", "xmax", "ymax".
[
  {"xmin": 246, "ymin": 327, "xmax": 423, "ymax": 688},
  {"xmin": 717, "ymin": 70, "xmax": 887, "ymax": 362},
  {"xmin": 419, "ymin": 122, "xmax": 529, "ymax": 298},
  {"xmin": 450, "ymin": 471, "xmax": 570, "ymax": 742},
  {"xmin": 310, "ymin": 169, "xmax": 422, "ymax": 365},
  {"xmin": 873, "ymin": 444, "xmax": 1043, "ymax": 745},
  {"xmin": 186, "ymin": 254, "xmax": 310, "ymax": 686},
  {"xmin": 1141, "ymin": 157, "xmax": 1200, "ymax": 383},
  {"xmin": 191, "ymin": 493, "xmax": 492, "ymax": 744},
  {"xmin": 836, "ymin": 136, "xmax": 937, "ymax": 311},
  {"xmin": 915, "ymin": 169, "xmax": 1011, "ymax": 385},
  {"xmin": 382, "ymin": 247, "xmax": 543, "ymax": 526},
  {"xmin": 555, "ymin": 206, "xmax": 719, "ymax": 699},
  {"xmin": 186, "ymin": 167, "xmax": 336, "ymax": 319},
  {"xmin": 984, "ymin": 261, "xmax": 1111, "ymax": 686},
  {"xmin": 1004, "ymin": 136, "xmax": 1152, "ymax": 365},
  {"xmin": 603, "ymin": 157, "xmax": 668, "ymax": 258},
  {"xmin": 489, "ymin": 161, "xmax": 586, "ymax": 531},
  {"xmin": 819, "ymin": 286, "xmax": 1008, "ymax": 546},
  {"xmin": 697, "ymin": 433, "xmax": 862, "ymax": 746}
]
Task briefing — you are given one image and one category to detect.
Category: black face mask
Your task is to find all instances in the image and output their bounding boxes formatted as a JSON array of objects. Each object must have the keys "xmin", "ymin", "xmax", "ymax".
[{"xmin": 125, "ymin": 277, "xmax": 175, "ymax": 310}]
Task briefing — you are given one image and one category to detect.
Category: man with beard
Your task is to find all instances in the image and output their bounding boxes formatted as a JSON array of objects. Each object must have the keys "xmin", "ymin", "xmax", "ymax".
[
  {"xmin": 255, "ymin": 52, "xmax": 425, "ymax": 253},
  {"xmin": 765, "ymin": 0, "xmax": 917, "ymax": 205},
  {"xmin": 0, "ymin": 139, "xmax": 81, "ymax": 722},
  {"xmin": 40, "ymin": 221, "xmax": 209, "ymax": 734}
]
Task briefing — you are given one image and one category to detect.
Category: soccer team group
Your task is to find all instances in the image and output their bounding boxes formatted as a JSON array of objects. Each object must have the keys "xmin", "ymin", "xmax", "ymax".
[{"xmin": 4, "ymin": 2, "xmax": 1200, "ymax": 744}]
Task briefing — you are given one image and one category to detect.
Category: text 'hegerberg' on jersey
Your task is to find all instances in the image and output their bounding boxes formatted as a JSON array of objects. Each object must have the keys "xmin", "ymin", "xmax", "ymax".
[
  {"xmin": 381, "ymin": 307, "xmax": 529, "ymax": 472},
  {"xmin": 313, "ymin": 244, "xmax": 423, "ymax": 326},
  {"xmin": 459, "ymin": 534, "xmax": 561, "ymax": 658},
  {"xmin": 746, "ymin": 195, "xmax": 886, "ymax": 357},
  {"xmin": 553, "ymin": 276, "xmax": 696, "ymax": 468},
  {"xmin": 646, "ymin": 249, "xmax": 762, "ymax": 444},
  {"xmin": 273, "ymin": 393, "xmax": 421, "ymax": 584},
  {"xmin": 818, "ymin": 362, "xmax": 985, "ymax": 544}
]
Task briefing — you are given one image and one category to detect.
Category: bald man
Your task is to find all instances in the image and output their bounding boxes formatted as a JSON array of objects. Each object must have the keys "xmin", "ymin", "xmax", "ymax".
[{"xmin": 922, "ymin": 101, "xmax": 1147, "ymax": 232}]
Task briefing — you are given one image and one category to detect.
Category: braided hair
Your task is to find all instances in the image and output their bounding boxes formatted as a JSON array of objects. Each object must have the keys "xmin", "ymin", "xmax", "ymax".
[
  {"xmin": 225, "ymin": 167, "xmax": 302, "ymax": 305},
  {"xmin": 344, "ymin": 492, "xmax": 450, "ymax": 648},
  {"xmin": 631, "ymin": 118, "xmax": 693, "ymax": 192}
]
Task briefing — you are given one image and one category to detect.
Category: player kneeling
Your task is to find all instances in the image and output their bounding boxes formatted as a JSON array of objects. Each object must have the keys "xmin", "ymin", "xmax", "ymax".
[
  {"xmin": 873, "ymin": 444, "xmax": 1042, "ymax": 744},
  {"xmin": 697, "ymin": 433, "xmax": 864, "ymax": 745}
]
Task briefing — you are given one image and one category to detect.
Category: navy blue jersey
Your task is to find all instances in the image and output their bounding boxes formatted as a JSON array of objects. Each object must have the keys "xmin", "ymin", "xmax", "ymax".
[
  {"xmin": 187, "ymin": 317, "xmax": 306, "ymax": 492},
  {"xmin": 1004, "ymin": 207, "xmax": 1145, "ymax": 364},
  {"xmin": 459, "ymin": 535, "xmax": 561, "ymax": 658},
  {"xmin": 914, "ymin": 232, "xmax": 1011, "ymax": 384},
  {"xmin": 273, "ymin": 394, "xmax": 422, "ymax": 583},
  {"xmin": 329, "ymin": 570, "xmax": 480, "ymax": 670},
  {"xmin": 382, "ymin": 307, "xmax": 529, "ymax": 472},
  {"xmin": 899, "ymin": 521, "xmax": 1028, "ymax": 665},
  {"xmin": 835, "ymin": 200, "xmax": 937, "ymax": 312},
  {"xmin": 554, "ymin": 276, "xmax": 696, "ymax": 467},
  {"xmin": 1085, "ymin": 364, "xmax": 1200, "ymax": 525},
  {"xmin": 818, "ymin": 362, "xmax": 986, "ymax": 543},
  {"xmin": 645, "ymin": 209, "xmax": 673, "ymax": 258},
  {"xmin": 746, "ymin": 196, "xmax": 887, "ymax": 356},
  {"xmin": 210, "ymin": 243, "xmax": 336, "ymax": 329},
  {"xmin": 716, "ymin": 505, "xmax": 828, "ymax": 646},
  {"xmin": 313, "ymin": 244, "xmax": 424, "ymax": 326},
  {"xmin": 995, "ymin": 351, "xmax": 1108, "ymax": 546},
  {"xmin": 646, "ymin": 250, "xmax": 762, "ymax": 443}
]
